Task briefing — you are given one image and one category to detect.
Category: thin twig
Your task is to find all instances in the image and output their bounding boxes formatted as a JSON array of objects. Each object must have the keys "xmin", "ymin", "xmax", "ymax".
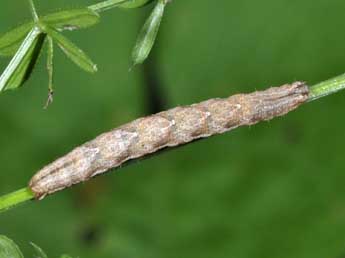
[
  {"xmin": 308, "ymin": 73, "xmax": 345, "ymax": 102},
  {"xmin": 1, "ymin": 74, "xmax": 345, "ymax": 212},
  {"xmin": 0, "ymin": 188, "xmax": 34, "ymax": 213}
]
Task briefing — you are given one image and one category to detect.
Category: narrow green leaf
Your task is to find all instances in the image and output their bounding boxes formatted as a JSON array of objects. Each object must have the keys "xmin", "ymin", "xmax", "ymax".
[
  {"xmin": 30, "ymin": 242, "xmax": 48, "ymax": 258},
  {"xmin": 0, "ymin": 22, "xmax": 33, "ymax": 56},
  {"xmin": 42, "ymin": 8, "xmax": 100, "ymax": 31},
  {"xmin": 0, "ymin": 235, "xmax": 24, "ymax": 258},
  {"xmin": 0, "ymin": 27, "xmax": 46, "ymax": 92},
  {"xmin": 60, "ymin": 255, "xmax": 73, "ymax": 258},
  {"xmin": 119, "ymin": 0, "xmax": 154, "ymax": 9},
  {"xmin": 0, "ymin": 8, "xmax": 99, "ymax": 56},
  {"xmin": 44, "ymin": 36, "xmax": 54, "ymax": 108},
  {"xmin": 47, "ymin": 36, "xmax": 54, "ymax": 92},
  {"xmin": 45, "ymin": 26, "xmax": 97, "ymax": 73},
  {"xmin": 131, "ymin": 0, "xmax": 166, "ymax": 66},
  {"xmin": 5, "ymin": 34, "xmax": 46, "ymax": 91},
  {"xmin": 88, "ymin": 0, "xmax": 131, "ymax": 12}
]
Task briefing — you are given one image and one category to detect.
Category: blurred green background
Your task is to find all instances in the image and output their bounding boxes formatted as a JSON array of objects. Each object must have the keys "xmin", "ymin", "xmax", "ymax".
[{"xmin": 1, "ymin": 0, "xmax": 345, "ymax": 257}]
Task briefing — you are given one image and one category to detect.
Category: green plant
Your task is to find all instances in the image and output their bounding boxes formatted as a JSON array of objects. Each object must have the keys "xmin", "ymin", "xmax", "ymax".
[
  {"xmin": 1, "ymin": 73, "xmax": 345, "ymax": 212},
  {"xmin": 0, "ymin": 235, "xmax": 73, "ymax": 258},
  {"xmin": 4, "ymin": 2, "xmax": 343, "ymax": 258},
  {"xmin": 0, "ymin": 0, "xmax": 170, "ymax": 106}
]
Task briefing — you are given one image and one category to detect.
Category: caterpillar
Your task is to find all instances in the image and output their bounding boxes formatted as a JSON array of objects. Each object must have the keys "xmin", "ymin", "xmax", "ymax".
[{"xmin": 29, "ymin": 82, "xmax": 309, "ymax": 200}]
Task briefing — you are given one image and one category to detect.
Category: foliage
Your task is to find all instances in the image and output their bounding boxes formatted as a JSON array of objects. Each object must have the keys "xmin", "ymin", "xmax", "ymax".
[
  {"xmin": 0, "ymin": 235, "xmax": 72, "ymax": 258},
  {"xmin": 0, "ymin": 0, "xmax": 170, "ymax": 106},
  {"xmin": 1, "ymin": 0, "xmax": 345, "ymax": 258}
]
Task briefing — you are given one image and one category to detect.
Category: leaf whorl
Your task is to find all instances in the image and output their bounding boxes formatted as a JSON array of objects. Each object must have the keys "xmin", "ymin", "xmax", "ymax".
[{"xmin": 29, "ymin": 82, "xmax": 309, "ymax": 199}]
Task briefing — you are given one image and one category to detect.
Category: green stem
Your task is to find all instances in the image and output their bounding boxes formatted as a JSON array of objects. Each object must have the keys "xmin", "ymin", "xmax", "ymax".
[
  {"xmin": 308, "ymin": 73, "xmax": 345, "ymax": 102},
  {"xmin": 88, "ymin": 0, "xmax": 131, "ymax": 12},
  {"xmin": 0, "ymin": 188, "xmax": 34, "ymax": 213},
  {"xmin": 28, "ymin": 0, "xmax": 39, "ymax": 22},
  {"xmin": 1, "ymin": 73, "xmax": 345, "ymax": 213},
  {"xmin": 0, "ymin": 27, "xmax": 42, "ymax": 92}
]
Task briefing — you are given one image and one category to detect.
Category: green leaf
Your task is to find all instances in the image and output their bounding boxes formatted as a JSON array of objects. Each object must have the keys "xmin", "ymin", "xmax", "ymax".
[
  {"xmin": 88, "ymin": 0, "xmax": 132, "ymax": 12},
  {"xmin": 47, "ymin": 36, "xmax": 54, "ymax": 92},
  {"xmin": 119, "ymin": 0, "xmax": 154, "ymax": 9},
  {"xmin": 0, "ymin": 8, "xmax": 99, "ymax": 57},
  {"xmin": 44, "ymin": 25, "xmax": 97, "ymax": 73},
  {"xmin": 44, "ymin": 36, "xmax": 54, "ymax": 108},
  {"xmin": 0, "ymin": 27, "xmax": 46, "ymax": 92},
  {"xmin": 30, "ymin": 242, "xmax": 48, "ymax": 258},
  {"xmin": 0, "ymin": 22, "xmax": 33, "ymax": 56},
  {"xmin": 41, "ymin": 8, "xmax": 100, "ymax": 31},
  {"xmin": 60, "ymin": 255, "xmax": 73, "ymax": 258},
  {"xmin": 0, "ymin": 235, "xmax": 24, "ymax": 258},
  {"xmin": 131, "ymin": 0, "xmax": 166, "ymax": 66}
]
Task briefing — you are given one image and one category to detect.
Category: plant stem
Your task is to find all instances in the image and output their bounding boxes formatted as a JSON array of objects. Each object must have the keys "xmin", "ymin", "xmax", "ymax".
[
  {"xmin": 28, "ymin": 0, "xmax": 39, "ymax": 22},
  {"xmin": 0, "ymin": 188, "xmax": 34, "ymax": 213},
  {"xmin": 1, "ymin": 73, "xmax": 345, "ymax": 213},
  {"xmin": 88, "ymin": 0, "xmax": 130, "ymax": 13},
  {"xmin": 0, "ymin": 27, "xmax": 42, "ymax": 92},
  {"xmin": 308, "ymin": 73, "xmax": 345, "ymax": 102}
]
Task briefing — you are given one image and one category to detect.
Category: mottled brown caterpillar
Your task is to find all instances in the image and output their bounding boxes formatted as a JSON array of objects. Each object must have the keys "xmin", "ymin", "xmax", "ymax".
[{"xmin": 29, "ymin": 82, "xmax": 309, "ymax": 200}]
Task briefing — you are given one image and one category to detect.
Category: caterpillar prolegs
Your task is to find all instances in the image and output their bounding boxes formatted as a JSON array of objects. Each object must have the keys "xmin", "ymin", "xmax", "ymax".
[{"xmin": 29, "ymin": 82, "xmax": 309, "ymax": 200}]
